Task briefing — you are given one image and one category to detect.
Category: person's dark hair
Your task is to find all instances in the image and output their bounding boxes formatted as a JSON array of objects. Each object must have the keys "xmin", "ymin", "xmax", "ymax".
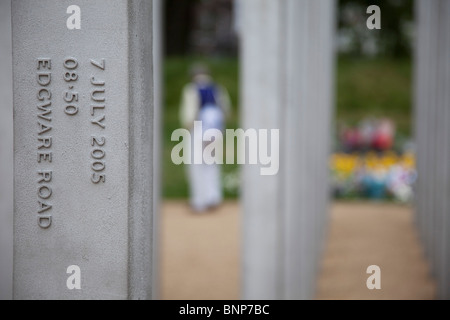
[{"xmin": 189, "ymin": 63, "xmax": 210, "ymax": 79}]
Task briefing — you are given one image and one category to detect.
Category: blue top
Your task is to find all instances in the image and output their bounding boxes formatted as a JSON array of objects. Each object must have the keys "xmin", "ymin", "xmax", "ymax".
[{"xmin": 198, "ymin": 85, "xmax": 217, "ymax": 109}]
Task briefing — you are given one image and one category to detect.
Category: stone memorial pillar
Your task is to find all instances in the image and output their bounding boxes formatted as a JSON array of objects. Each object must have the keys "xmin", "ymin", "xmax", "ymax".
[
  {"xmin": 12, "ymin": 0, "xmax": 154, "ymax": 299},
  {"xmin": 152, "ymin": 0, "xmax": 162, "ymax": 300},
  {"xmin": 0, "ymin": 0, "xmax": 13, "ymax": 301},
  {"xmin": 241, "ymin": 0, "xmax": 336, "ymax": 299},
  {"xmin": 415, "ymin": 0, "xmax": 450, "ymax": 300}
]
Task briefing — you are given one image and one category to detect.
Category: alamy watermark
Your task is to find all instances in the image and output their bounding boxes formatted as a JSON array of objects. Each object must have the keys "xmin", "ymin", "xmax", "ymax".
[
  {"xmin": 366, "ymin": 5, "xmax": 381, "ymax": 30},
  {"xmin": 66, "ymin": 265, "xmax": 81, "ymax": 290},
  {"xmin": 171, "ymin": 121, "xmax": 279, "ymax": 176}
]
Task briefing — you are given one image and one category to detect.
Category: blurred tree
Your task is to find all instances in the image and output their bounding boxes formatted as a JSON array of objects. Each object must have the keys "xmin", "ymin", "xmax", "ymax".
[
  {"xmin": 164, "ymin": 0, "xmax": 237, "ymax": 56},
  {"xmin": 164, "ymin": 0, "xmax": 198, "ymax": 55},
  {"xmin": 338, "ymin": 0, "xmax": 413, "ymax": 58},
  {"xmin": 191, "ymin": 0, "xmax": 237, "ymax": 56}
]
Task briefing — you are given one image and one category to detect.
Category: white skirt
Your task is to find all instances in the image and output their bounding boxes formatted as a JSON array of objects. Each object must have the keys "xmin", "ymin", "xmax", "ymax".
[{"xmin": 187, "ymin": 118, "xmax": 223, "ymax": 211}]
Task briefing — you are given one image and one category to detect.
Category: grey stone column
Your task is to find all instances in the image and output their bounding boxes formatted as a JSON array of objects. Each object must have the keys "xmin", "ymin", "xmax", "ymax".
[
  {"xmin": 152, "ymin": 0, "xmax": 162, "ymax": 300},
  {"xmin": 0, "ymin": 0, "xmax": 13, "ymax": 301},
  {"xmin": 12, "ymin": 0, "xmax": 154, "ymax": 299},
  {"xmin": 241, "ymin": 0, "xmax": 336, "ymax": 300},
  {"xmin": 414, "ymin": 0, "xmax": 450, "ymax": 300}
]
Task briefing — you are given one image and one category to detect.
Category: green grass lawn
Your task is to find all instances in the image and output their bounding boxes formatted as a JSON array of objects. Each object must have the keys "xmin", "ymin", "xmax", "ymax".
[
  {"xmin": 162, "ymin": 56, "xmax": 412, "ymax": 198},
  {"xmin": 336, "ymin": 57, "xmax": 412, "ymax": 137}
]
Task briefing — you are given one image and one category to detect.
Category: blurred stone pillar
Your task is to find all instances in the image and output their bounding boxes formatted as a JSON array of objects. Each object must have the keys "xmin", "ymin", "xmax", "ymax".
[
  {"xmin": 415, "ymin": 0, "xmax": 450, "ymax": 300},
  {"xmin": 152, "ymin": 0, "xmax": 162, "ymax": 300},
  {"xmin": 241, "ymin": 0, "xmax": 336, "ymax": 299},
  {"xmin": 0, "ymin": 0, "xmax": 13, "ymax": 300}
]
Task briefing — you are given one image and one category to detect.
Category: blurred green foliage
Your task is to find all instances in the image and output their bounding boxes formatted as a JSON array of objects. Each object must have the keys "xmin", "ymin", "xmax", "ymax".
[{"xmin": 338, "ymin": 0, "xmax": 413, "ymax": 58}]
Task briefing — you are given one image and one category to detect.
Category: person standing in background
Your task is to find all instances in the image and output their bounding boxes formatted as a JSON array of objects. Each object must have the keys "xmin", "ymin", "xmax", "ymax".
[{"xmin": 180, "ymin": 63, "xmax": 231, "ymax": 212}]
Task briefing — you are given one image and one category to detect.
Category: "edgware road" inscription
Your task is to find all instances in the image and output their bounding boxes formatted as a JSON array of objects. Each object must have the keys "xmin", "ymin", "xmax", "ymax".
[{"xmin": 90, "ymin": 58, "xmax": 106, "ymax": 184}]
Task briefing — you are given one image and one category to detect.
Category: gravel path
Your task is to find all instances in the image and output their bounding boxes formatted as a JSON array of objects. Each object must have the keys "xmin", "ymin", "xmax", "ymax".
[
  {"xmin": 160, "ymin": 201, "xmax": 436, "ymax": 300},
  {"xmin": 316, "ymin": 202, "xmax": 435, "ymax": 300}
]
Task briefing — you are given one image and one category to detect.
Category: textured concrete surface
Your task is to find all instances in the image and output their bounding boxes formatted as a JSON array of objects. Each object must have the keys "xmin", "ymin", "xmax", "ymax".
[
  {"xmin": 13, "ymin": 0, "xmax": 153, "ymax": 299},
  {"xmin": 160, "ymin": 201, "xmax": 435, "ymax": 300},
  {"xmin": 0, "ymin": 0, "xmax": 13, "ymax": 301}
]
